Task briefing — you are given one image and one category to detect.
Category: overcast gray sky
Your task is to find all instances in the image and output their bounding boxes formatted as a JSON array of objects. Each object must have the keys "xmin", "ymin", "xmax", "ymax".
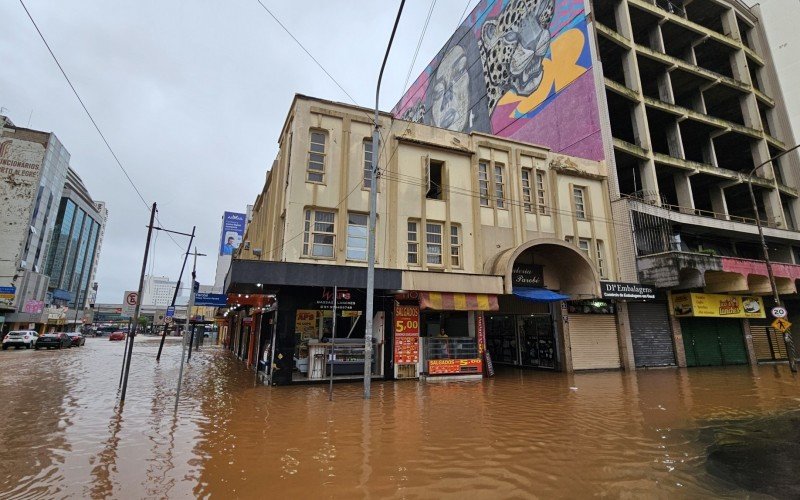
[{"xmin": 1, "ymin": 0, "xmax": 476, "ymax": 302}]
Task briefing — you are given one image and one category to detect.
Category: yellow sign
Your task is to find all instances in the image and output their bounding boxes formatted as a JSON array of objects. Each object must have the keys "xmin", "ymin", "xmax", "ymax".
[
  {"xmin": 670, "ymin": 293, "xmax": 766, "ymax": 319},
  {"xmin": 295, "ymin": 310, "xmax": 318, "ymax": 340},
  {"xmin": 771, "ymin": 318, "xmax": 792, "ymax": 333},
  {"xmin": 342, "ymin": 310, "xmax": 362, "ymax": 318}
]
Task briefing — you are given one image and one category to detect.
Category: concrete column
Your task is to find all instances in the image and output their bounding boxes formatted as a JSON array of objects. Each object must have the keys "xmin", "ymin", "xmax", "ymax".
[
  {"xmin": 709, "ymin": 185, "xmax": 729, "ymax": 218},
  {"xmin": 742, "ymin": 319, "xmax": 758, "ymax": 366},
  {"xmin": 615, "ymin": 301, "xmax": 636, "ymax": 371},
  {"xmin": 556, "ymin": 302, "xmax": 573, "ymax": 373},
  {"xmin": 669, "ymin": 314, "xmax": 687, "ymax": 368},
  {"xmin": 674, "ymin": 172, "xmax": 695, "ymax": 212}
]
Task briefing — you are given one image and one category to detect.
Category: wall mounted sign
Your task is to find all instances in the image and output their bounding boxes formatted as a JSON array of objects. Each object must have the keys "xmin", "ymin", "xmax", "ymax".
[
  {"xmin": 394, "ymin": 304, "xmax": 420, "ymax": 364},
  {"xmin": 670, "ymin": 292, "xmax": 765, "ymax": 319},
  {"xmin": 512, "ymin": 264, "xmax": 544, "ymax": 288},
  {"xmin": 600, "ymin": 282, "xmax": 656, "ymax": 301},
  {"xmin": 428, "ymin": 358, "xmax": 482, "ymax": 375}
]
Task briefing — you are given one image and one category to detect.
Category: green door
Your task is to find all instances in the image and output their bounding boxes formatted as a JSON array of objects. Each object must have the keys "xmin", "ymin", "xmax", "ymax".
[{"xmin": 681, "ymin": 318, "xmax": 746, "ymax": 367}]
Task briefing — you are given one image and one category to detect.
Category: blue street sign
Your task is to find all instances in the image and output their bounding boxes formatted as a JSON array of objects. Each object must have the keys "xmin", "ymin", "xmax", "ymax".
[
  {"xmin": 194, "ymin": 293, "xmax": 228, "ymax": 307},
  {"xmin": 166, "ymin": 306, "xmax": 175, "ymax": 318},
  {"xmin": 0, "ymin": 286, "xmax": 16, "ymax": 294}
]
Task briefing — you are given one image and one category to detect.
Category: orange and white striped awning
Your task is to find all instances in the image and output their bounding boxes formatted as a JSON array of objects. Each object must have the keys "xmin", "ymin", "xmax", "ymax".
[{"xmin": 419, "ymin": 292, "xmax": 499, "ymax": 311}]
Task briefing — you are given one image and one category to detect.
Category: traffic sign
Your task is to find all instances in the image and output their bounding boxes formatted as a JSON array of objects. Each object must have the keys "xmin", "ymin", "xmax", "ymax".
[
  {"xmin": 122, "ymin": 291, "xmax": 138, "ymax": 317},
  {"xmin": 166, "ymin": 306, "xmax": 175, "ymax": 318},
  {"xmin": 771, "ymin": 318, "xmax": 792, "ymax": 333},
  {"xmin": 771, "ymin": 306, "xmax": 787, "ymax": 319}
]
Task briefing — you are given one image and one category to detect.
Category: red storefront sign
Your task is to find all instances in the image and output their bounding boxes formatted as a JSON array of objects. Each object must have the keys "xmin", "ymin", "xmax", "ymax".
[
  {"xmin": 394, "ymin": 304, "xmax": 420, "ymax": 364},
  {"xmin": 428, "ymin": 358, "xmax": 482, "ymax": 375}
]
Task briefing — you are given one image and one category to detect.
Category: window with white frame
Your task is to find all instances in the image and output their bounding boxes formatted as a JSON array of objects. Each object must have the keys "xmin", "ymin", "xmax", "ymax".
[
  {"xmin": 363, "ymin": 140, "xmax": 373, "ymax": 189},
  {"xmin": 307, "ymin": 131, "xmax": 326, "ymax": 183},
  {"xmin": 596, "ymin": 240, "xmax": 607, "ymax": 278},
  {"xmin": 346, "ymin": 212, "xmax": 368, "ymax": 261},
  {"xmin": 494, "ymin": 164, "xmax": 506, "ymax": 209},
  {"xmin": 303, "ymin": 209, "xmax": 335, "ymax": 258},
  {"xmin": 573, "ymin": 186, "xmax": 587, "ymax": 219},
  {"xmin": 521, "ymin": 168, "xmax": 533, "ymax": 213},
  {"xmin": 478, "ymin": 162, "xmax": 490, "ymax": 206},
  {"xmin": 577, "ymin": 238, "xmax": 591, "ymax": 257},
  {"xmin": 450, "ymin": 224, "xmax": 462, "ymax": 268},
  {"xmin": 407, "ymin": 220, "xmax": 419, "ymax": 265},
  {"xmin": 426, "ymin": 222, "xmax": 443, "ymax": 265},
  {"xmin": 536, "ymin": 170, "xmax": 548, "ymax": 215}
]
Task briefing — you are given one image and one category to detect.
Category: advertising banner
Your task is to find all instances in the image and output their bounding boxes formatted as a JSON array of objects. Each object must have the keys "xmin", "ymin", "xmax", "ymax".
[
  {"xmin": 394, "ymin": 304, "xmax": 420, "ymax": 365},
  {"xmin": 0, "ymin": 286, "xmax": 15, "ymax": 307},
  {"xmin": 295, "ymin": 310, "xmax": 318, "ymax": 341},
  {"xmin": 428, "ymin": 358, "xmax": 483, "ymax": 375},
  {"xmin": 219, "ymin": 212, "xmax": 246, "ymax": 256},
  {"xmin": 670, "ymin": 292, "xmax": 765, "ymax": 319},
  {"xmin": 22, "ymin": 300, "xmax": 44, "ymax": 314}
]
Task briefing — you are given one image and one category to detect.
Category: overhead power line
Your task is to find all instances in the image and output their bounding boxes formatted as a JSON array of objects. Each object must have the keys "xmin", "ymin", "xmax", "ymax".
[{"xmin": 401, "ymin": 0, "xmax": 437, "ymax": 95}]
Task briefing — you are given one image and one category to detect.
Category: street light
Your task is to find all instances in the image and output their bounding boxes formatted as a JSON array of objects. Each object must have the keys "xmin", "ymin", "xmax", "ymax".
[{"xmin": 746, "ymin": 143, "xmax": 800, "ymax": 373}]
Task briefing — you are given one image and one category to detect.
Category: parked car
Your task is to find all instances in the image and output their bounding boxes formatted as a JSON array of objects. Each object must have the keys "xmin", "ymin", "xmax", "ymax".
[
  {"xmin": 66, "ymin": 331, "xmax": 85, "ymax": 347},
  {"xmin": 35, "ymin": 332, "xmax": 72, "ymax": 350},
  {"xmin": 109, "ymin": 331, "xmax": 126, "ymax": 341},
  {"xmin": 2, "ymin": 330, "xmax": 38, "ymax": 350}
]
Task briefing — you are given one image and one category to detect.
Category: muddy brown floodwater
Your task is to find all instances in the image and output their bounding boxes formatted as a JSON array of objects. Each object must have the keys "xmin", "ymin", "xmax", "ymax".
[{"xmin": 1, "ymin": 337, "xmax": 799, "ymax": 499}]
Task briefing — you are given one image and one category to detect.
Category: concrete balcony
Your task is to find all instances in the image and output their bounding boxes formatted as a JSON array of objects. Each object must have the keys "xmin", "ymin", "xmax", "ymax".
[{"xmin": 638, "ymin": 251, "xmax": 800, "ymax": 295}]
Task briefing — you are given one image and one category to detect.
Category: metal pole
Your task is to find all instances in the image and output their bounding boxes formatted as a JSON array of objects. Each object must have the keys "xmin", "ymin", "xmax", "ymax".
[
  {"xmin": 365, "ymin": 0, "xmax": 405, "ymax": 400},
  {"xmin": 118, "ymin": 318, "xmax": 132, "ymax": 388},
  {"xmin": 267, "ymin": 308, "xmax": 278, "ymax": 386},
  {"xmin": 329, "ymin": 286, "xmax": 337, "ymax": 401},
  {"xmin": 157, "ymin": 225, "xmax": 194, "ymax": 361},
  {"xmin": 187, "ymin": 325, "xmax": 195, "ymax": 361},
  {"xmin": 747, "ymin": 144, "xmax": 800, "ymax": 373},
  {"xmin": 175, "ymin": 248, "xmax": 199, "ymax": 413},
  {"xmin": 120, "ymin": 202, "xmax": 157, "ymax": 402}
]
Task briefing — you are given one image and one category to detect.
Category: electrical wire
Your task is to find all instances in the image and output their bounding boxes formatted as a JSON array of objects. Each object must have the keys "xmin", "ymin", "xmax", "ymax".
[
  {"xmin": 18, "ymin": 0, "xmax": 186, "ymax": 252},
  {"xmin": 401, "ymin": 0, "xmax": 438, "ymax": 95}
]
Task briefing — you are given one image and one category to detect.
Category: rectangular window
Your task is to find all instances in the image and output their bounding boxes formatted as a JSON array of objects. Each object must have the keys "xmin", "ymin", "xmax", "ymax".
[
  {"xmin": 407, "ymin": 221, "xmax": 419, "ymax": 265},
  {"xmin": 426, "ymin": 159, "xmax": 444, "ymax": 200},
  {"xmin": 596, "ymin": 240, "xmax": 607, "ymax": 278},
  {"xmin": 450, "ymin": 224, "xmax": 462, "ymax": 268},
  {"xmin": 536, "ymin": 170, "xmax": 548, "ymax": 215},
  {"xmin": 346, "ymin": 212, "xmax": 368, "ymax": 261},
  {"xmin": 426, "ymin": 222, "xmax": 443, "ymax": 265},
  {"xmin": 478, "ymin": 162, "xmax": 490, "ymax": 206},
  {"xmin": 303, "ymin": 209, "xmax": 335, "ymax": 258},
  {"xmin": 521, "ymin": 169, "xmax": 533, "ymax": 213},
  {"xmin": 573, "ymin": 187, "xmax": 587, "ymax": 219},
  {"xmin": 363, "ymin": 140, "xmax": 373, "ymax": 190},
  {"xmin": 307, "ymin": 131, "xmax": 326, "ymax": 183},
  {"xmin": 578, "ymin": 238, "xmax": 591, "ymax": 257},
  {"xmin": 494, "ymin": 164, "xmax": 506, "ymax": 209}
]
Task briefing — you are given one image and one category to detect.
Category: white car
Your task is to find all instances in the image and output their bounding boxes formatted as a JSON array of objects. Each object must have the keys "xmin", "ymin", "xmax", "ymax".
[{"xmin": 2, "ymin": 330, "xmax": 39, "ymax": 350}]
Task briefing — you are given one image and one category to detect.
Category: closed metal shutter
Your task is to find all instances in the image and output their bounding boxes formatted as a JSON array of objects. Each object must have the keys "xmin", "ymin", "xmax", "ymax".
[
  {"xmin": 750, "ymin": 324, "xmax": 788, "ymax": 361},
  {"xmin": 569, "ymin": 314, "xmax": 621, "ymax": 370},
  {"xmin": 681, "ymin": 318, "xmax": 747, "ymax": 367},
  {"xmin": 628, "ymin": 302, "xmax": 675, "ymax": 367}
]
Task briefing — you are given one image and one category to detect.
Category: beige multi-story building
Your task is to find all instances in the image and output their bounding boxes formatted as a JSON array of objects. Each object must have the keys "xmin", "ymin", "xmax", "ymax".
[{"xmin": 225, "ymin": 95, "xmax": 642, "ymax": 384}]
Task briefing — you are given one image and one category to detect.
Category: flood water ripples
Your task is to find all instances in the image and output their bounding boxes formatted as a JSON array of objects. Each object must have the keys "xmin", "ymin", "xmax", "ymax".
[{"xmin": 0, "ymin": 337, "xmax": 798, "ymax": 498}]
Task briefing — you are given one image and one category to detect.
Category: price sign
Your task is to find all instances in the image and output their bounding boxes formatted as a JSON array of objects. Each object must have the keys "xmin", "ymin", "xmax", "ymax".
[{"xmin": 394, "ymin": 304, "xmax": 420, "ymax": 364}]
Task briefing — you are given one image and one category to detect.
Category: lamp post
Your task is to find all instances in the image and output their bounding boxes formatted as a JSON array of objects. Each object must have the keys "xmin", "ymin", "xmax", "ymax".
[{"xmin": 746, "ymin": 144, "xmax": 800, "ymax": 373}]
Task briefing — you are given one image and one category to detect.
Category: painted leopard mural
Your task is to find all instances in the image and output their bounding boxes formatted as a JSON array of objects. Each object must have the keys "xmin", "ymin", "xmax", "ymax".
[{"xmin": 479, "ymin": 0, "xmax": 556, "ymax": 113}]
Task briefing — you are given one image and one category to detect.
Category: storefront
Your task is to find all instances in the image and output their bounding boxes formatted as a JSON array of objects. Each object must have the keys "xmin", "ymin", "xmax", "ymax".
[
  {"xmin": 486, "ymin": 295, "xmax": 558, "ymax": 369},
  {"xmin": 671, "ymin": 292, "xmax": 764, "ymax": 367},
  {"xmin": 566, "ymin": 299, "xmax": 622, "ymax": 371}
]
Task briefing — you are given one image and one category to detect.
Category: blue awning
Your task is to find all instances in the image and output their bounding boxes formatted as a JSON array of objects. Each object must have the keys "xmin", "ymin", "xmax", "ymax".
[{"xmin": 513, "ymin": 287, "xmax": 570, "ymax": 303}]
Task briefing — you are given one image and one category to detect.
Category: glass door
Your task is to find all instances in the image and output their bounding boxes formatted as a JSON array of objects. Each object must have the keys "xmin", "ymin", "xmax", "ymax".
[{"xmin": 518, "ymin": 315, "xmax": 556, "ymax": 369}]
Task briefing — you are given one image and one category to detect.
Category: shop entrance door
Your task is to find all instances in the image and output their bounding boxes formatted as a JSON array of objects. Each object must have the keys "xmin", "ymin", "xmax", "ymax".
[
  {"xmin": 517, "ymin": 315, "xmax": 556, "ymax": 369},
  {"xmin": 681, "ymin": 318, "xmax": 748, "ymax": 367}
]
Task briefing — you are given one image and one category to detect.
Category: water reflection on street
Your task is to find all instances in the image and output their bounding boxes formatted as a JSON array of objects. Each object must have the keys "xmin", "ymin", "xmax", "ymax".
[{"xmin": 0, "ymin": 337, "xmax": 798, "ymax": 498}]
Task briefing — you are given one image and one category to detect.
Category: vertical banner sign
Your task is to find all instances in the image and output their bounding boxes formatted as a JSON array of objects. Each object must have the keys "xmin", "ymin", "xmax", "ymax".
[
  {"xmin": 477, "ymin": 313, "xmax": 494, "ymax": 377},
  {"xmin": 219, "ymin": 212, "xmax": 246, "ymax": 256},
  {"xmin": 393, "ymin": 304, "xmax": 420, "ymax": 364}
]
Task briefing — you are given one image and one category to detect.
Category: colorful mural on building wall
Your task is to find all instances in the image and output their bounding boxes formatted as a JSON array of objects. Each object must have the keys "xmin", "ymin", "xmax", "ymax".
[{"xmin": 392, "ymin": 0, "xmax": 604, "ymax": 161}]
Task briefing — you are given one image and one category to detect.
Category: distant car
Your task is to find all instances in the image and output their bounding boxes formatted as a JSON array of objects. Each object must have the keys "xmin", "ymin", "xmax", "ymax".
[
  {"xmin": 109, "ymin": 331, "xmax": 126, "ymax": 341},
  {"xmin": 35, "ymin": 332, "xmax": 71, "ymax": 350},
  {"xmin": 66, "ymin": 331, "xmax": 85, "ymax": 347},
  {"xmin": 2, "ymin": 330, "xmax": 38, "ymax": 350}
]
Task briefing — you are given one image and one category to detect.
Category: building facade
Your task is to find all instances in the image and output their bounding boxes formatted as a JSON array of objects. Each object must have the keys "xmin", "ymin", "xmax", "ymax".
[
  {"xmin": 142, "ymin": 275, "xmax": 182, "ymax": 308},
  {"xmin": 394, "ymin": 0, "xmax": 800, "ymax": 368},
  {"xmin": 225, "ymin": 95, "xmax": 645, "ymax": 385}
]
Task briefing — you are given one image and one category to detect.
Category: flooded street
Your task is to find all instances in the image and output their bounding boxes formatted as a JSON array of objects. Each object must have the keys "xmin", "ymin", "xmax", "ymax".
[{"xmin": 1, "ymin": 337, "xmax": 799, "ymax": 498}]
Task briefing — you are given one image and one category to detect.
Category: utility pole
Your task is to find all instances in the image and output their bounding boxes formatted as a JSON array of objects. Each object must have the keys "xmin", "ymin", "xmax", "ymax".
[
  {"xmin": 120, "ymin": 202, "xmax": 157, "ymax": 402},
  {"xmin": 364, "ymin": 0, "xmax": 405, "ymax": 400},
  {"xmin": 156, "ymin": 225, "xmax": 195, "ymax": 361},
  {"xmin": 329, "ymin": 285, "xmax": 337, "ymax": 401},
  {"xmin": 747, "ymin": 144, "xmax": 800, "ymax": 373},
  {"xmin": 174, "ymin": 247, "xmax": 204, "ymax": 413}
]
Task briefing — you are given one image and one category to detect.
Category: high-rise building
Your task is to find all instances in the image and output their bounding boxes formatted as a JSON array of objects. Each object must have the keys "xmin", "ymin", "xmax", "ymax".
[
  {"xmin": 142, "ymin": 275, "xmax": 182, "ymax": 308},
  {"xmin": 44, "ymin": 167, "xmax": 107, "ymax": 311},
  {"xmin": 395, "ymin": 0, "xmax": 800, "ymax": 368},
  {"xmin": 1, "ymin": 115, "xmax": 70, "ymax": 330}
]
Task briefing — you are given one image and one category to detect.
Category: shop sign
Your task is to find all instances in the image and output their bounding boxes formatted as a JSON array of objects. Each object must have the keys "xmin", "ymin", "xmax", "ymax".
[
  {"xmin": 0, "ymin": 286, "xmax": 15, "ymax": 302},
  {"xmin": 394, "ymin": 304, "xmax": 419, "ymax": 364},
  {"xmin": 194, "ymin": 293, "xmax": 227, "ymax": 307},
  {"xmin": 295, "ymin": 310, "xmax": 318, "ymax": 340},
  {"xmin": 600, "ymin": 282, "xmax": 656, "ymax": 301},
  {"xmin": 23, "ymin": 300, "xmax": 44, "ymax": 314},
  {"xmin": 512, "ymin": 264, "xmax": 544, "ymax": 287},
  {"xmin": 670, "ymin": 293, "xmax": 765, "ymax": 319},
  {"xmin": 315, "ymin": 288, "xmax": 357, "ymax": 310},
  {"xmin": 342, "ymin": 311, "xmax": 362, "ymax": 318},
  {"xmin": 477, "ymin": 314, "xmax": 494, "ymax": 377},
  {"xmin": 428, "ymin": 358, "xmax": 482, "ymax": 375}
]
